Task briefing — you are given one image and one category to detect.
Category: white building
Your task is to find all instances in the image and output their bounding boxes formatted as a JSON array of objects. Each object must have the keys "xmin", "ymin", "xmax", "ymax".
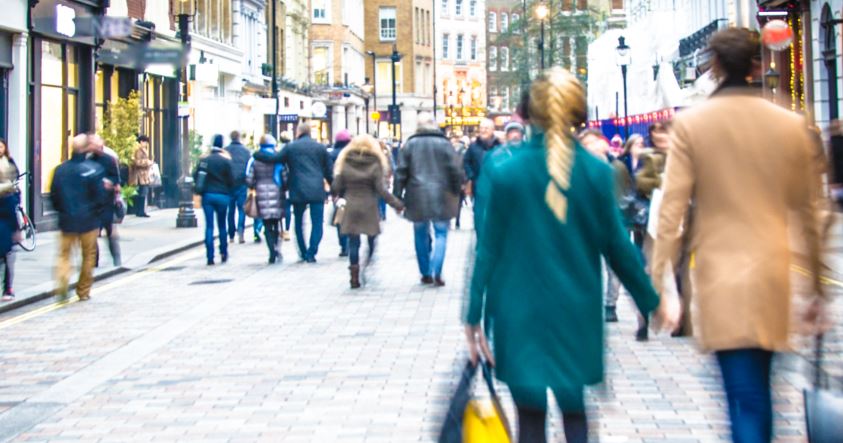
[
  {"xmin": 0, "ymin": 0, "xmax": 28, "ymax": 203},
  {"xmin": 284, "ymin": 0, "xmax": 310, "ymax": 86},
  {"xmin": 587, "ymin": 0, "xmax": 758, "ymax": 121},
  {"xmin": 436, "ymin": 0, "xmax": 487, "ymax": 132}
]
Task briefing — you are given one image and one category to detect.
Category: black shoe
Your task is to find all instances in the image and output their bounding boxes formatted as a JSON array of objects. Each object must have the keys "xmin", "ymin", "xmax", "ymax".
[
  {"xmin": 207, "ymin": 259, "xmax": 215, "ymax": 266},
  {"xmin": 636, "ymin": 322, "xmax": 649, "ymax": 342},
  {"xmin": 137, "ymin": 214, "xmax": 150, "ymax": 218},
  {"xmin": 221, "ymin": 253, "xmax": 228, "ymax": 263},
  {"xmin": 269, "ymin": 255, "xmax": 276, "ymax": 264},
  {"xmin": 434, "ymin": 277, "xmax": 446, "ymax": 287},
  {"xmin": 339, "ymin": 250, "xmax": 349, "ymax": 257},
  {"xmin": 605, "ymin": 306, "xmax": 619, "ymax": 323},
  {"xmin": 305, "ymin": 257, "xmax": 317, "ymax": 263},
  {"xmin": 254, "ymin": 236, "xmax": 262, "ymax": 243},
  {"xmin": 421, "ymin": 276, "xmax": 434, "ymax": 285}
]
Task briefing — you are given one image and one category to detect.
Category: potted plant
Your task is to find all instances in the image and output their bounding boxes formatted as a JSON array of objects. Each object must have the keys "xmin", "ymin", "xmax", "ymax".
[{"xmin": 101, "ymin": 90, "xmax": 141, "ymax": 212}]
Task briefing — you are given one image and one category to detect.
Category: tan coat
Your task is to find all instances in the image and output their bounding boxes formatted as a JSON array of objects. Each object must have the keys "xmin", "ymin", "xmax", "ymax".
[
  {"xmin": 652, "ymin": 88, "xmax": 823, "ymax": 353},
  {"xmin": 129, "ymin": 146, "xmax": 153, "ymax": 186}
]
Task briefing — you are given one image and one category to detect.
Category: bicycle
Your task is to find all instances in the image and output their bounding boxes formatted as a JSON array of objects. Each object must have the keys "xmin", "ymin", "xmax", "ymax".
[{"xmin": 13, "ymin": 172, "xmax": 35, "ymax": 251}]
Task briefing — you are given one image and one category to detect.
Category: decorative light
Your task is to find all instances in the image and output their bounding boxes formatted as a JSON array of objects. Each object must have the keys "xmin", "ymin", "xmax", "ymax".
[
  {"xmin": 762, "ymin": 19, "xmax": 794, "ymax": 52},
  {"xmin": 535, "ymin": 3, "xmax": 549, "ymax": 21}
]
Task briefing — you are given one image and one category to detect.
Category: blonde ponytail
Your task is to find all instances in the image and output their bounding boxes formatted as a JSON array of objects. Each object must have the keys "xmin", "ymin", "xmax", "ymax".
[{"xmin": 528, "ymin": 68, "xmax": 587, "ymax": 223}]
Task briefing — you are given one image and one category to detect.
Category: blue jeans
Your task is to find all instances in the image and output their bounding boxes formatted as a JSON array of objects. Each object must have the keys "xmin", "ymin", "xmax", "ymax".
[
  {"xmin": 716, "ymin": 348, "xmax": 774, "ymax": 443},
  {"xmin": 201, "ymin": 193, "xmax": 229, "ymax": 261},
  {"xmin": 413, "ymin": 221, "xmax": 449, "ymax": 278},
  {"xmin": 254, "ymin": 218, "xmax": 264, "ymax": 239},
  {"xmin": 284, "ymin": 198, "xmax": 292, "ymax": 231},
  {"xmin": 227, "ymin": 185, "xmax": 247, "ymax": 239},
  {"xmin": 293, "ymin": 202, "xmax": 324, "ymax": 260}
]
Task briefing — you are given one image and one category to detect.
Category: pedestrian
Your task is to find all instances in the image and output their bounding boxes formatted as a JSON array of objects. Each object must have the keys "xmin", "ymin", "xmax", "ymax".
[
  {"xmin": 225, "ymin": 130, "xmax": 251, "ymax": 244},
  {"xmin": 463, "ymin": 118, "xmax": 502, "ymax": 202},
  {"xmin": 0, "ymin": 138, "xmax": 19, "ymax": 301},
  {"xmin": 129, "ymin": 135, "xmax": 153, "ymax": 217},
  {"xmin": 247, "ymin": 134, "xmax": 285, "ymax": 264},
  {"xmin": 465, "ymin": 68, "xmax": 677, "ymax": 443},
  {"xmin": 473, "ymin": 119, "xmax": 527, "ymax": 238},
  {"xmin": 450, "ymin": 135, "xmax": 468, "ymax": 230},
  {"xmin": 279, "ymin": 123, "xmax": 333, "ymax": 263},
  {"xmin": 377, "ymin": 140, "xmax": 395, "ymax": 222},
  {"xmin": 332, "ymin": 135, "xmax": 404, "ymax": 289},
  {"xmin": 50, "ymin": 134, "xmax": 107, "ymax": 301},
  {"xmin": 393, "ymin": 114, "xmax": 463, "ymax": 287},
  {"xmin": 504, "ymin": 120, "xmax": 526, "ymax": 144},
  {"xmin": 279, "ymin": 130, "xmax": 294, "ymax": 241},
  {"xmin": 87, "ymin": 134, "xmax": 122, "ymax": 267},
  {"xmin": 579, "ymin": 129, "xmax": 651, "ymax": 333},
  {"xmin": 329, "ymin": 129, "xmax": 352, "ymax": 257},
  {"xmin": 652, "ymin": 28, "xmax": 827, "ymax": 443},
  {"xmin": 193, "ymin": 134, "xmax": 235, "ymax": 265}
]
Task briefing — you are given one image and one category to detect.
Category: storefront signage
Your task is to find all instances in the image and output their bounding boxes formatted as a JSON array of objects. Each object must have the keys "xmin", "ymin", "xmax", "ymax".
[
  {"xmin": 55, "ymin": 4, "xmax": 76, "ymax": 37},
  {"xmin": 178, "ymin": 102, "xmax": 191, "ymax": 117},
  {"xmin": 279, "ymin": 114, "xmax": 298, "ymax": 123}
]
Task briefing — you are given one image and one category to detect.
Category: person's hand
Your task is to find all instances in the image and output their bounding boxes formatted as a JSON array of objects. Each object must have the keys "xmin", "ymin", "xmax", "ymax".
[
  {"xmin": 465, "ymin": 325, "xmax": 494, "ymax": 367},
  {"xmin": 651, "ymin": 293, "xmax": 681, "ymax": 335},
  {"xmin": 12, "ymin": 230, "xmax": 22, "ymax": 244}
]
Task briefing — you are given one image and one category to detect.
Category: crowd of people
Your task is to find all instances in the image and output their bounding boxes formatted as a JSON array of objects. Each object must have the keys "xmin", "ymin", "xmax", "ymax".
[{"xmin": 29, "ymin": 27, "xmax": 833, "ymax": 443}]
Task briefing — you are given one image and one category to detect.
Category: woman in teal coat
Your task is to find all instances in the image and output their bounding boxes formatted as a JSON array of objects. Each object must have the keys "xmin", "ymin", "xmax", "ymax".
[{"xmin": 465, "ymin": 68, "xmax": 676, "ymax": 442}]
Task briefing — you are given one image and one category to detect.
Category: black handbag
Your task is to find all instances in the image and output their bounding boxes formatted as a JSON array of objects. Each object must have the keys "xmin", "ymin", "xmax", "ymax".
[
  {"xmin": 194, "ymin": 160, "xmax": 208, "ymax": 195},
  {"xmin": 804, "ymin": 334, "xmax": 843, "ymax": 442}
]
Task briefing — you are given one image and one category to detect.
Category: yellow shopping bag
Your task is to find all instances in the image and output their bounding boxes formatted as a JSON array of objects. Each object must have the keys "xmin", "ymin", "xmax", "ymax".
[{"xmin": 463, "ymin": 398, "xmax": 511, "ymax": 443}]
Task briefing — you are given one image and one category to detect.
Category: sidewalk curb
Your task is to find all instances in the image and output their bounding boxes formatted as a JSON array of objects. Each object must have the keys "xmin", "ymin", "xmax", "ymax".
[{"xmin": 0, "ymin": 238, "xmax": 206, "ymax": 316}]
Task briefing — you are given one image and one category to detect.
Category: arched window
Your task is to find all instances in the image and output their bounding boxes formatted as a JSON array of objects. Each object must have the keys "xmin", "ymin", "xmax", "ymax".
[
  {"xmin": 488, "ymin": 11, "xmax": 497, "ymax": 32},
  {"xmin": 501, "ymin": 13, "xmax": 508, "ymax": 32}
]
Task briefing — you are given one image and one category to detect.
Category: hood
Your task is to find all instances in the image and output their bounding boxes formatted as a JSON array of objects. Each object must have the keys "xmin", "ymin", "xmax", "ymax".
[
  {"xmin": 338, "ymin": 152, "xmax": 383, "ymax": 176},
  {"xmin": 253, "ymin": 148, "xmax": 279, "ymax": 162}
]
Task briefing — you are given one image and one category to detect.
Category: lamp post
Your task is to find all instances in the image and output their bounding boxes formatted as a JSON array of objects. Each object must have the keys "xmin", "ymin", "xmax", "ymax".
[
  {"xmin": 535, "ymin": 3, "xmax": 549, "ymax": 70},
  {"xmin": 362, "ymin": 79, "xmax": 373, "ymax": 134},
  {"xmin": 366, "ymin": 50, "xmax": 377, "ymax": 136},
  {"xmin": 175, "ymin": 0, "xmax": 197, "ymax": 228},
  {"xmin": 389, "ymin": 44, "xmax": 402, "ymax": 140},
  {"xmin": 765, "ymin": 65, "xmax": 780, "ymax": 99},
  {"xmin": 270, "ymin": 0, "xmax": 278, "ymax": 137},
  {"xmin": 616, "ymin": 36, "xmax": 631, "ymax": 140}
]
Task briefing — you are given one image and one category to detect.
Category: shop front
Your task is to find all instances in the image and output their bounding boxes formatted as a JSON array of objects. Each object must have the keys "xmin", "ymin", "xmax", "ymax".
[{"xmin": 30, "ymin": 0, "xmax": 105, "ymax": 228}]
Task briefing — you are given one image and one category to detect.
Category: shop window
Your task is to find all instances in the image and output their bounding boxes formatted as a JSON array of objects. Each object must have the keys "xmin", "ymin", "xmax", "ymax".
[
  {"xmin": 312, "ymin": 46, "xmax": 330, "ymax": 85},
  {"xmin": 39, "ymin": 40, "xmax": 81, "ymax": 195},
  {"xmin": 376, "ymin": 60, "xmax": 402, "ymax": 95}
]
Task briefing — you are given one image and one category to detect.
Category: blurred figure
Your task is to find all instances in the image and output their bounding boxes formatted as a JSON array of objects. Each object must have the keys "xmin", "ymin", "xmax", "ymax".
[
  {"xmin": 194, "ymin": 134, "xmax": 235, "ymax": 265},
  {"xmin": 466, "ymin": 68, "xmax": 675, "ymax": 443},
  {"xmin": 451, "ymin": 136, "xmax": 468, "ymax": 229},
  {"xmin": 332, "ymin": 135, "xmax": 404, "ymax": 288},
  {"xmin": 620, "ymin": 134, "xmax": 646, "ymax": 174},
  {"xmin": 51, "ymin": 134, "xmax": 107, "ymax": 301},
  {"xmin": 129, "ymin": 135, "xmax": 153, "ymax": 217},
  {"xmin": 377, "ymin": 140, "xmax": 395, "ymax": 221},
  {"xmin": 225, "ymin": 130, "xmax": 251, "ymax": 244},
  {"xmin": 579, "ymin": 129, "xmax": 609, "ymax": 161},
  {"xmin": 247, "ymin": 135, "xmax": 285, "ymax": 264},
  {"xmin": 0, "ymin": 138, "xmax": 19, "ymax": 301},
  {"xmin": 464, "ymin": 119, "xmax": 502, "ymax": 202},
  {"xmin": 279, "ymin": 131, "xmax": 293, "ymax": 241},
  {"xmin": 88, "ymin": 134, "xmax": 122, "ymax": 267},
  {"xmin": 652, "ymin": 28, "xmax": 825, "ymax": 442},
  {"xmin": 329, "ymin": 129, "xmax": 352, "ymax": 257},
  {"xmin": 280, "ymin": 123, "xmax": 333, "ymax": 263},
  {"xmin": 504, "ymin": 121, "xmax": 526, "ymax": 144},
  {"xmin": 394, "ymin": 115, "xmax": 462, "ymax": 286}
]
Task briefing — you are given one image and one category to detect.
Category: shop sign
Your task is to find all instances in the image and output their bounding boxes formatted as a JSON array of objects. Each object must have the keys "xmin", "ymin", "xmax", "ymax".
[
  {"xmin": 55, "ymin": 4, "xmax": 76, "ymax": 37},
  {"xmin": 178, "ymin": 102, "xmax": 191, "ymax": 117},
  {"xmin": 279, "ymin": 114, "xmax": 298, "ymax": 123},
  {"xmin": 31, "ymin": 0, "xmax": 98, "ymax": 44},
  {"xmin": 311, "ymin": 102, "xmax": 327, "ymax": 119}
]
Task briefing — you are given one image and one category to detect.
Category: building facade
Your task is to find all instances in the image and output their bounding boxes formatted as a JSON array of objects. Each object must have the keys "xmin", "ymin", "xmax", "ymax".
[
  {"xmin": 364, "ymin": 0, "xmax": 435, "ymax": 140},
  {"xmin": 436, "ymin": 0, "xmax": 487, "ymax": 135},
  {"xmin": 485, "ymin": 0, "xmax": 523, "ymax": 128},
  {"xmin": 310, "ymin": 0, "xmax": 369, "ymax": 143},
  {"xmin": 0, "ymin": 1, "xmax": 29, "ymax": 210}
]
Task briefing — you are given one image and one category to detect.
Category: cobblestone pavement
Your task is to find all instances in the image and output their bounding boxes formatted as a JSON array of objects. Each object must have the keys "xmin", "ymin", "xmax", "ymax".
[{"xmin": 0, "ymin": 209, "xmax": 836, "ymax": 442}]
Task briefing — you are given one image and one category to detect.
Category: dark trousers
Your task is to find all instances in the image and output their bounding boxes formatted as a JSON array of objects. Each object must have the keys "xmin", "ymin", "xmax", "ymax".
[
  {"xmin": 201, "ymin": 193, "xmax": 229, "ymax": 261},
  {"xmin": 96, "ymin": 222, "xmax": 121, "ymax": 267},
  {"xmin": 348, "ymin": 234, "xmax": 376, "ymax": 266},
  {"xmin": 716, "ymin": 349, "xmax": 774, "ymax": 443},
  {"xmin": 510, "ymin": 385, "xmax": 588, "ymax": 443},
  {"xmin": 284, "ymin": 199, "xmax": 292, "ymax": 231},
  {"xmin": 228, "ymin": 185, "xmax": 248, "ymax": 239},
  {"xmin": 264, "ymin": 218, "xmax": 280, "ymax": 260},
  {"xmin": 2, "ymin": 252, "xmax": 14, "ymax": 293},
  {"xmin": 378, "ymin": 198, "xmax": 387, "ymax": 221},
  {"xmin": 135, "ymin": 185, "xmax": 149, "ymax": 216},
  {"xmin": 292, "ymin": 202, "xmax": 324, "ymax": 261}
]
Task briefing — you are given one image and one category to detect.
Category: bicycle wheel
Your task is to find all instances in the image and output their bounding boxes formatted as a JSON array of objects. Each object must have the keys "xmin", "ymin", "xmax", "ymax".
[{"xmin": 16, "ymin": 207, "xmax": 35, "ymax": 251}]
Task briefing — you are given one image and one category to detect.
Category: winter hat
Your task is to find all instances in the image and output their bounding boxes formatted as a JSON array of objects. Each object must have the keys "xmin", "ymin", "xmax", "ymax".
[
  {"xmin": 335, "ymin": 129, "xmax": 352, "ymax": 143},
  {"xmin": 211, "ymin": 134, "xmax": 224, "ymax": 149},
  {"xmin": 504, "ymin": 121, "xmax": 525, "ymax": 136}
]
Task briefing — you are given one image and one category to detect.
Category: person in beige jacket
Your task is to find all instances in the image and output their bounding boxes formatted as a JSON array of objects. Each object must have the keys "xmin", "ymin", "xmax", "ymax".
[
  {"xmin": 129, "ymin": 135, "xmax": 153, "ymax": 217},
  {"xmin": 651, "ymin": 28, "xmax": 825, "ymax": 442}
]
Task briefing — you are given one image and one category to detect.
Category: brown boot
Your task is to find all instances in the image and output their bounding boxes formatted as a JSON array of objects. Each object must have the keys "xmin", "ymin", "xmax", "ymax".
[{"xmin": 349, "ymin": 265, "xmax": 361, "ymax": 289}]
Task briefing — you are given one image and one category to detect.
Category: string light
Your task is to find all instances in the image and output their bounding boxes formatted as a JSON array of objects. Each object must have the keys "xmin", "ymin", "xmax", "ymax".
[
  {"xmin": 797, "ymin": 14, "xmax": 805, "ymax": 111},
  {"xmin": 789, "ymin": 16, "xmax": 797, "ymax": 111}
]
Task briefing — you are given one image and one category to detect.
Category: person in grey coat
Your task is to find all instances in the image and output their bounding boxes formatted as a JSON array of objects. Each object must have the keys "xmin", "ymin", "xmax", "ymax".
[
  {"xmin": 393, "ymin": 115, "xmax": 463, "ymax": 287},
  {"xmin": 247, "ymin": 134, "xmax": 285, "ymax": 264}
]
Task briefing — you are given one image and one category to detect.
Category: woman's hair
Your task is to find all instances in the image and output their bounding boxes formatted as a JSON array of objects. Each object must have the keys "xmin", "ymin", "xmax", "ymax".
[
  {"xmin": 0, "ymin": 137, "xmax": 8, "ymax": 159},
  {"xmin": 528, "ymin": 67, "xmax": 587, "ymax": 224},
  {"xmin": 136, "ymin": 135, "xmax": 149, "ymax": 143},
  {"xmin": 622, "ymin": 134, "xmax": 644, "ymax": 156},
  {"xmin": 334, "ymin": 134, "xmax": 389, "ymax": 176},
  {"xmin": 708, "ymin": 28, "xmax": 761, "ymax": 85},
  {"xmin": 259, "ymin": 134, "xmax": 277, "ymax": 146}
]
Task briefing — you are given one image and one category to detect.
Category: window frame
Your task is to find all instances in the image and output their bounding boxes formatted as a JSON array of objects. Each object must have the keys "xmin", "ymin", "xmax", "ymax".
[
  {"xmin": 488, "ymin": 11, "xmax": 497, "ymax": 33},
  {"xmin": 379, "ymin": 7, "xmax": 397, "ymax": 41}
]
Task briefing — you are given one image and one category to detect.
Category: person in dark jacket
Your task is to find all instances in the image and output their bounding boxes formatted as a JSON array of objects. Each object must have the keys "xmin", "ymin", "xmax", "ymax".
[
  {"xmin": 88, "ymin": 134, "xmax": 122, "ymax": 267},
  {"xmin": 393, "ymin": 115, "xmax": 463, "ymax": 286},
  {"xmin": 328, "ymin": 129, "xmax": 352, "ymax": 257},
  {"xmin": 225, "ymin": 130, "xmax": 252, "ymax": 244},
  {"xmin": 247, "ymin": 134, "xmax": 285, "ymax": 264},
  {"xmin": 463, "ymin": 118, "xmax": 502, "ymax": 201},
  {"xmin": 50, "ymin": 134, "xmax": 107, "ymax": 301},
  {"xmin": 332, "ymin": 135, "xmax": 404, "ymax": 288},
  {"xmin": 193, "ymin": 135, "xmax": 235, "ymax": 265},
  {"xmin": 279, "ymin": 123, "xmax": 333, "ymax": 263}
]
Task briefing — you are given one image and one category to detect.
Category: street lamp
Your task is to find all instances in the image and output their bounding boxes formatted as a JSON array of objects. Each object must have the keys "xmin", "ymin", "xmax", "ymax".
[
  {"xmin": 362, "ymin": 79, "xmax": 373, "ymax": 134},
  {"xmin": 389, "ymin": 45, "xmax": 402, "ymax": 141},
  {"xmin": 535, "ymin": 3, "xmax": 549, "ymax": 70},
  {"xmin": 616, "ymin": 36, "xmax": 631, "ymax": 139},
  {"xmin": 765, "ymin": 66, "xmax": 780, "ymax": 92},
  {"xmin": 175, "ymin": 0, "xmax": 197, "ymax": 228},
  {"xmin": 366, "ymin": 50, "xmax": 377, "ymax": 136}
]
